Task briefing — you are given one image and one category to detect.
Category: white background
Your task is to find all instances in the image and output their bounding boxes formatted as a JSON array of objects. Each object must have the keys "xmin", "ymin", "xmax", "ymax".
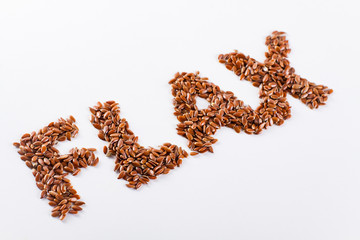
[{"xmin": 0, "ymin": 0, "xmax": 359, "ymax": 239}]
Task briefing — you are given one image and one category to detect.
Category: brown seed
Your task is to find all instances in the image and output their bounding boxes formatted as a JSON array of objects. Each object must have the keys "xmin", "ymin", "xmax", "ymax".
[
  {"xmin": 79, "ymin": 160, "xmax": 87, "ymax": 168},
  {"xmin": 73, "ymin": 169, "xmax": 81, "ymax": 176},
  {"xmin": 92, "ymin": 157, "xmax": 99, "ymax": 166},
  {"xmin": 103, "ymin": 146, "xmax": 108, "ymax": 154},
  {"xmin": 126, "ymin": 183, "xmax": 135, "ymax": 189},
  {"xmin": 74, "ymin": 201, "xmax": 85, "ymax": 206},
  {"xmin": 72, "ymin": 205, "xmax": 82, "ymax": 211},
  {"xmin": 51, "ymin": 211, "xmax": 61, "ymax": 217},
  {"xmin": 25, "ymin": 161, "xmax": 33, "ymax": 169},
  {"xmin": 40, "ymin": 145, "xmax": 47, "ymax": 154},
  {"xmin": 64, "ymin": 166, "xmax": 73, "ymax": 172},
  {"xmin": 118, "ymin": 171, "xmax": 126, "ymax": 179},
  {"xmin": 69, "ymin": 210, "xmax": 78, "ymax": 214},
  {"xmin": 135, "ymin": 182, "xmax": 142, "ymax": 189},
  {"xmin": 69, "ymin": 115, "xmax": 76, "ymax": 123}
]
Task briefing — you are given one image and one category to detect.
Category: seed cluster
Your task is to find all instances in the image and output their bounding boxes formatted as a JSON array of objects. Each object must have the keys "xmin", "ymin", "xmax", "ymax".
[
  {"xmin": 218, "ymin": 31, "xmax": 333, "ymax": 109},
  {"xmin": 13, "ymin": 30, "xmax": 333, "ymax": 221},
  {"xmin": 170, "ymin": 32, "xmax": 332, "ymax": 154},
  {"xmin": 13, "ymin": 117, "xmax": 99, "ymax": 220},
  {"xmin": 90, "ymin": 101, "xmax": 188, "ymax": 189}
]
